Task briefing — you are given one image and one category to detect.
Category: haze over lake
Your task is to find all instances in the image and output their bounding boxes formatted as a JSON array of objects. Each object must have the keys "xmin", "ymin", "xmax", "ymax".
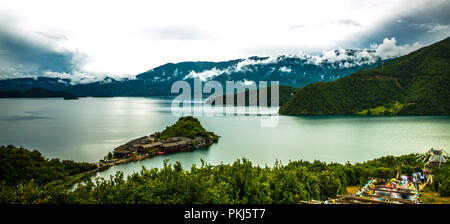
[{"xmin": 1, "ymin": 97, "xmax": 449, "ymax": 178}]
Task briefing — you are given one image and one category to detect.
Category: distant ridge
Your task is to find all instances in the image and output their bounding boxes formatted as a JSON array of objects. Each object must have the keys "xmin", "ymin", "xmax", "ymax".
[
  {"xmin": 279, "ymin": 37, "xmax": 450, "ymax": 115},
  {"xmin": 206, "ymin": 85, "xmax": 298, "ymax": 106},
  {"xmin": 0, "ymin": 87, "xmax": 79, "ymax": 98}
]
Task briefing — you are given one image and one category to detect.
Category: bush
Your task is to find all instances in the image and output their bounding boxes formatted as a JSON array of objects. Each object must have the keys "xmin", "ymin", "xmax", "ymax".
[{"xmin": 438, "ymin": 179, "xmax": 450, "ymax": 197}]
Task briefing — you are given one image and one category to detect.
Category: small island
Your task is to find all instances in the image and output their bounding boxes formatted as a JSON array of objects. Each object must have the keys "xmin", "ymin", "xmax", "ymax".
[
  {"xmin": 100, "ymin": 116, "xmax": 219, "ymax": 166},
  {"xmin": 63, "ymin": 96, "xmax": 79, "ymax": 100}
]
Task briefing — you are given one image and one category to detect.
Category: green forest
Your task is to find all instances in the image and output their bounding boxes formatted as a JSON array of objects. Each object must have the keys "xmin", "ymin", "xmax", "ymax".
[
  {"xmin": 279, "ymin": 37, "xmax": 450, "ymax": 115},
  {"xmin": 1, "ymin": 145, "xmax": 449, "ymax": 204}
]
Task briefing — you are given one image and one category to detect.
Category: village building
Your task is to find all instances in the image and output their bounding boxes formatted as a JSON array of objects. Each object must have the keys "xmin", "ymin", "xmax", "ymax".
[
  {"xmin": 113, "ymin": 148, "xmax": 134, "ymax": 158},
  {"xmin": 164, "ymin": 137, "xmax": 182, "ymax": 143},
  {"xmin": 126, "ymin": 136, "xmax": 148, "ymax": 146},
  {"xmin": 144, "ymin": 136, "xmax": 156, "ymax": 143},
  {"xmin": 194, "ymin": 136, "xmax": 207, "ymax": 146},
  {"xmin": 138, "ymin": 142, "xmax": 162, "ymax": 153},
  {"xmin": 161, "ymin": 139, "xmax": 192, "ymax": 153},
  {"xmin": 112, "ymin": 136, "xmax": 148, "ymax": 158}
]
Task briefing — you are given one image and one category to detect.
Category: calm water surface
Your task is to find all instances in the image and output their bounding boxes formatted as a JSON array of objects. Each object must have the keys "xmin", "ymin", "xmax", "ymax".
[{"xmin": 1, "ymin": 97, "xmax": 449, "ymax": 180}]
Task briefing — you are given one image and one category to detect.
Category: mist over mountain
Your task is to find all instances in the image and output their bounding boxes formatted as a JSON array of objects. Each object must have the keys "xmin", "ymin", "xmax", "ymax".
[
  {"xmin": 138, "ymin": 48, "xmax": 387, "ymax": 86},
  {"xmin": 0, "ymin": 48, "xmax": 388, "ymax": 96}
]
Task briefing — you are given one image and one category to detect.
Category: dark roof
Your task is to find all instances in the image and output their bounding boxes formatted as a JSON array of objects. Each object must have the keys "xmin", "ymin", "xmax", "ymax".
[
  {"xmin": 162, "ymin": 140, "xmax": 190, "ymax": 148},
  {"xmin": 141, "ymin": 142, "xmax": 162, "ymax": 148},
  {"xmin": 165, "ymin": 137, "xmax": 182, "ymax": 143},
  {"xmin": 114, "ymin": 149, "xmax": 131, "ymax": 154}
]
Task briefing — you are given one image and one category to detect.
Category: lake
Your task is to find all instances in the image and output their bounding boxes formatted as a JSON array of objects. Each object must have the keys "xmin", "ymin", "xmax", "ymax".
[{"xmin": 1, "ymin": 97, "xmax": 449, "ymax": 180}]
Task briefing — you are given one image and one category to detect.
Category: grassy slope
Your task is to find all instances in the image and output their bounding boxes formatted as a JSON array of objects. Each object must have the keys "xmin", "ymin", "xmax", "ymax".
[
  {"xmin": 421, "ymin": 191, "xmax": 450, "ymax": 204},
  {"xmin": 279, "ymin": 37, "xmax": 450, "ymax": 115}
]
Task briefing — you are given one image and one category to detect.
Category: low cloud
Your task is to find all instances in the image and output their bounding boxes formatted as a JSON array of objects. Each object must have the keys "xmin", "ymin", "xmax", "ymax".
[
  {"xmin": 182, "ymin": 37, "xmax": 425, "ymax": 82},
  {"xmin": 370, "ymin": 37, "xmax": 422, "ymax": 59},
  {"xmin": 279, "ymin": 66, "xmax": 292, "ymax": 73},
  {"xmin": 43, "ymin": 71, "xmax": 136, "ymax": 85},
  {"xmin": 243, "ymin": 79, "xmax": 255, "ymax": 86},
  {"xmin": 184, "ymin": 67, "xmax": 227, "ymax": 81},
  {"xmin": 298, "ymin": 37, "xmax": 423, "ymax": 65},
  {"xmin": 235, "ymin": 56, "xmax": 279, "ymax": 71}
]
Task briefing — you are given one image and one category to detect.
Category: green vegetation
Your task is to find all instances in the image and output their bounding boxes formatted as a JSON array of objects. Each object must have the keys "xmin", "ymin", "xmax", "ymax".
[
  {"xmin": 1, "ymin": 145, "xmax": 447, "ymax": 204},
  {"xmin": 279, "ymin": 37, "xmax": 450, "ymax": 115},
  {"xmin": 355, "ymin": 101, "xmax": 406, "ymax": 115},
  {"xmin": 428, "ymin": 162, "xmax": 450, "ymax": 196},
  {"xmin": 0, "ymin": 145, "xmax": 97, "ymax": 187},
  {"xmin": 206, "ymin": 85, "xmax": 298, "ymax": 106},
  {"xmin": 44, "ymin": 169, "xmax": 98, "ymax": 188},
  {"xmin": 159, "ymin": 116, "xmax": 219, "ymax": 142},
  {"xmin": 1, "ymin": 150, "xmax": 435, "ymax": 204}
]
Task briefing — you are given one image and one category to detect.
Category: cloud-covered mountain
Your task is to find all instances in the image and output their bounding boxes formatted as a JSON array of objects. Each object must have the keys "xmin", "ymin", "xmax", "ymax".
[
  {"xmin": 0, "ymin": 48, "xmax": 390, "ymax": 96},
  {"xmin": 139, "ymin": 48, "xmax": 386, "ymax": 86}
]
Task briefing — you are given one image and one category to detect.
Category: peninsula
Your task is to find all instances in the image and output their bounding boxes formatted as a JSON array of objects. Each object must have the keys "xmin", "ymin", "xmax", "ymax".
[{"xmin": 100, "ymin": 116, "xmax": 219, "ymax": 166}]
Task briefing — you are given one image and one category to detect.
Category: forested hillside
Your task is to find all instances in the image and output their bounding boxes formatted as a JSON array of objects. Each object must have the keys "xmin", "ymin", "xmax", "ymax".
[{"xmin": 279, "ymin": 37, "xmax": 450, "ymax": 115}]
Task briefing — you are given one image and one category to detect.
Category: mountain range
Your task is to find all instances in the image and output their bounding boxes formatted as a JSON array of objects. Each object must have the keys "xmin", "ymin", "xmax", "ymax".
[{"xmin": 0, "ymin": 49, "xmax": 387, "ymax": 96}]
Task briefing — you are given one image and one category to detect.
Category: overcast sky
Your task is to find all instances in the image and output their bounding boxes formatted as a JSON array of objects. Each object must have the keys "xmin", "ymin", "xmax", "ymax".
[{"xmin": 0, "ymin": 0, "xmax": 449, "ymax": 80}]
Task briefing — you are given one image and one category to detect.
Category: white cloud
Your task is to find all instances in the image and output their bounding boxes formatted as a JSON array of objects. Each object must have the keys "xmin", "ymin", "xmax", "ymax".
[
  {"xmin": 182, "ymin": 36, "xmax": 425, "ymax": 82},
  {"xmin": 183, "ymin": 68, "xmax": 227, "ymax": 82},
  {"xmin": 243, "ymin": 79, "xmax": 255, "ymax": 86},
  {"xmin": 235, "ymin": 56, "xmax": 279, "ymax": 72},
  {"xmin": 43, "ymin": 71, "xmax": 135, "ymax": 85},
  {"xmin": 279, "ymin": 66, "xmax": 292, "ymax": 73},
  {"xmin": 370, "ymin": 37, "xmax": 422, "ymax": 59},
  {"xmin": 295, "ymin": 49, "xmax": 380, "ymax": 68}
]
